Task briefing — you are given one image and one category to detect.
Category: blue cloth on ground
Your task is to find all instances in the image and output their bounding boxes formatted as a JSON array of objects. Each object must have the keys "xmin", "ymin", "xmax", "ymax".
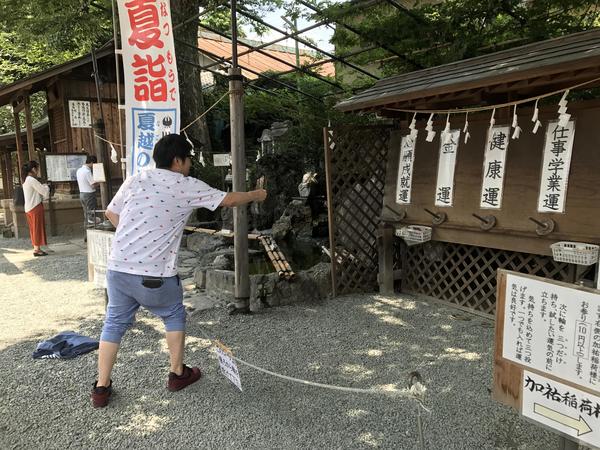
[{"xmin": 32, "ymin": 331, "xmax": 99, "ymax": 359}]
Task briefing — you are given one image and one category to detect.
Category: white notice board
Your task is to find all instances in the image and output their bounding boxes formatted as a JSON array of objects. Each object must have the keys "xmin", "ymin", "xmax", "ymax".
[
  {"xmin": 46, "ymin": 154, "xmax": 87, "ymax": 182},
  {"xmin": 503, "ymin": 272, "xmax": 600, "ymax": 392}
]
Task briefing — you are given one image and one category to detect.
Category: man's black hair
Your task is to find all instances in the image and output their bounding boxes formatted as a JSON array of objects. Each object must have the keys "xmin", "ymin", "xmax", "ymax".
[
  {"xmin": 153, "ymin": 134, "xmax": 192, "ymax": 169},
  {"xmin": 86, "ymin": 155, "xmax": 98, "ymax": 164}
]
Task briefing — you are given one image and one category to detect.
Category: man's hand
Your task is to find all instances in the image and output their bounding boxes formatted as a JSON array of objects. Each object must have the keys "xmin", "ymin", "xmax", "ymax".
[
  {"xmin": 252, "ymin": 189, "xmax": 267, "ymax": 203},
  {"xmin": 221, "ymin": 189, "xmax": 268, "ymax": 208}
]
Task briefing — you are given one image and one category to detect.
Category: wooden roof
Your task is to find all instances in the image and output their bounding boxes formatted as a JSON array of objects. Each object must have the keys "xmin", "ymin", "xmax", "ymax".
[
  {"xmin": 0, "ymin": 47, "xmax": 114, "ymax": 107},
  {"xmin": 336, "ymin": 29, "xmax": 600, "ymax": 112}
]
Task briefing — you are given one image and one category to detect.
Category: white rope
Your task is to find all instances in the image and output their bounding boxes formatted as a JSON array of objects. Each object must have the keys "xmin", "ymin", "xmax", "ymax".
[
  {"xmin": 180, "ymin": 90, "xmax": 230, "ymax": 132},
  {"xmin": 195, "ymin": 326, "xmax": 430, "ymax": 411},
  {"xmin": 93, "ymin": 90, "xmax": 231, "ymax": 149},
  {"xmin": 385, "ymin": 75, "xmax": 600, "ymax": 115}
]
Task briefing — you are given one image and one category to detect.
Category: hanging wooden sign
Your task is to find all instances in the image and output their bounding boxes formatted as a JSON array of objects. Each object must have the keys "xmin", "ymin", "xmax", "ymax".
[
  {"xmin": 395, "ymin": 135, "xmax": 416, "ymax": 205},
  {"xmin": 434, "ymin": 129, "xmax": 461, "ymax": 207},
  {"xmin": 480, "ymin": 126, "xmax": 510, "ymax": 209},
  {"xmin": 537, "ymin": 120, "xmax": 575, "ymax": 213}
]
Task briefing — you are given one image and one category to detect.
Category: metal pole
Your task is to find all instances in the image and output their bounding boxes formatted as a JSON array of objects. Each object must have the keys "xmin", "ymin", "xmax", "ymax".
[
  {"xmin": 229, "ymin": 0, "xmax": 250, "ymax": 312},
  {"xmin": 111, "ymin": 0, "xmax": 126, "ymax": 181}
]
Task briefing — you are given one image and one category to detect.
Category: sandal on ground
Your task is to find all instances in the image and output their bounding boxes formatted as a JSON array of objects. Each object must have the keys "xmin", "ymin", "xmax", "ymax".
[{"xmin": 33, "ymin": 251, "xmax": 48, "ymax": 257}]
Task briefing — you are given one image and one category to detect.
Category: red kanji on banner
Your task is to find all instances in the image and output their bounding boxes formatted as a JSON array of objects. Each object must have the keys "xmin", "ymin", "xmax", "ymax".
[
  {"xmin": 132, "ymin": 54, "xmax": 167, "ymax": 101},
  {"xmin": 162, "ymin": 22, "xmax": 170, "ymax": 36},
  {"xmin": 166, "ymin": 50, "xmax": 173, "ymax": 65},
  {"xmin": 168, "ymin": 68, "xmax": 175, "ymax": 83},
  {"xmin": 159, "ymin": 2, "xmax": 168, "ymax": 17},
  {"xmin": 170, "ymin": 87, "xmax": 177, "ymax": 101},
  {"xmin": 126, "ymin": 0, "xmax": 164, "ymax": 50}
]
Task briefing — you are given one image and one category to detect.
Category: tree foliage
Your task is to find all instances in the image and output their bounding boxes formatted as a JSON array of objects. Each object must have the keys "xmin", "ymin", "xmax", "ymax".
[{"xmin": 320, "ymin": 0, "xmax": 600, "ymax": 83}]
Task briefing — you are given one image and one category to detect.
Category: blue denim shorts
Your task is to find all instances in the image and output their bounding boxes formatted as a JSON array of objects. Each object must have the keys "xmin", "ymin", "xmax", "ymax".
[{"xmin": 100, "ymin": 270, "xmax": 185, "ymax": 344}]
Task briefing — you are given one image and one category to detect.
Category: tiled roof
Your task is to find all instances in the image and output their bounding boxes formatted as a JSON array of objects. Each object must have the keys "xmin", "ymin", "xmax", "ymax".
[{"xmin": 198, "ymin": 31, "xmax": 335, "ymax": 79}]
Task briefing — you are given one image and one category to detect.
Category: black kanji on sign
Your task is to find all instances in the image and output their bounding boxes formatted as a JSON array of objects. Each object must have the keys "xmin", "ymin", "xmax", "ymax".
[
  {"xmin": 490, "ymin": 131, "xmax": 507, "ymax": 151},
  {"xmin": 543, "ymin": 193, "xmax": 560, "ymax": 211},
  {"xmin": 482, "ymin": 187, "xmax": 500, "ymax": 207},
  {"xmin": 552, "ymin": 125, "xmax": 570, "ymax": 141},
  {"xmin": 546, "ymin": 173, "xmax": 562, "ymax": 192},
  {"xmin": 437, "ymin": 186, "xmax": 451, "ymax": 204},
  {"xmin": 485, "ymin": 160, "xmax": 503, "ymax": 179},
  {"xmin": 551, "ymin": 140, "xmax": 567, "ymax": 157}
]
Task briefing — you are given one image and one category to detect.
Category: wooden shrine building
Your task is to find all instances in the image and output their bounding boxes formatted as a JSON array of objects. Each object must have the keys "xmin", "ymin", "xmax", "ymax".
[
  {"xmin": 0, "ymin": 46, "xmax": 124, "ymax": 236},
  {"xmin": 327, "ymin": 29, "xmax": 600, "ymax": 316}
]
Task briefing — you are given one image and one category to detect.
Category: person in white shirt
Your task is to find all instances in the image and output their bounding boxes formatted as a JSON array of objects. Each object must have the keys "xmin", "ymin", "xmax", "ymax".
[
  {"xmin": 21, "ymin": 161, "xmax": 50, "ymax": 257},
  {"xmin": 76, "ymin": 155, "xmax": 98, "ymax": 235},
  {"xmin": 91, "ymin": 133, "xmax": 267, "ymax": 408}
]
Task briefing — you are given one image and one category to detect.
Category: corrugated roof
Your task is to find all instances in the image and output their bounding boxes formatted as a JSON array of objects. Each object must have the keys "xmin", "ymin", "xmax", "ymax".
[
  {"xmin": 336, "ymin": 29, "xmax": 600, "ymax": 112},
  {"xmin": 198, "ymin": 31, "xmax": 335, "ymax": 79}
]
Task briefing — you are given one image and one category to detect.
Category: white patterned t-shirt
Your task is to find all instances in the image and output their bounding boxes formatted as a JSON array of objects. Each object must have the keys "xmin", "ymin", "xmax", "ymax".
[{"xmin": 107, "ymin": 168, "xmax": 226, "ymax": 277}]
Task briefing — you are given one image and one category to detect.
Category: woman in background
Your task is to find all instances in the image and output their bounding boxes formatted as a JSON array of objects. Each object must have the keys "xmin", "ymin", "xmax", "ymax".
[{"xmin": 21, "ymin": 161, "xmax": 49, "ymax": 257}]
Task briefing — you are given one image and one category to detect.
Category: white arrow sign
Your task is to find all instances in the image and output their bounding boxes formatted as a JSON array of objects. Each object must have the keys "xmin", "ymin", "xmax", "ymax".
[{"xmin": 523, "ymin": 371, "xmax": 600, "ymax": 447}]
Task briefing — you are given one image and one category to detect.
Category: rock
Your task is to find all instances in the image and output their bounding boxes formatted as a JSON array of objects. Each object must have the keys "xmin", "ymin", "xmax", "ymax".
[
  {"xmin": 178, "ymin": 249, "xmax": 196, "ymax": 259},
  {"xmin": 193, "ymin": 266, "xmax": 209, "ymax": 289},
  {"xmin": 184, "ymin": 293, "xmax": 224, "ymax": 312},
  {"xmin": 187, "ymin": 233, "xmax": 228, "ymax": 256},
  {"xmin": 178, "ymin": 266, "xmax": 194, "ymax": 278},
  {"xmin": 179, "ymin": 257, "xmax": 200, "ymax": 267},
  {"xmin": 182, "ymin": 277, "xmax": 196, "ymax": 291},
  {"xmin": 272, "ymin": 215, "xmax": 292, "ymax": 241},
  {"xmin": 247, "ymin": 262, "xmax": 331, "ymax": 311},
  {"xmin": 205, "ymin": 269, "xmax": 235, "ymax": 294},
  {"xmin": 180, "ymin": 234, "xmax": 188, "ymax": 249},
  {"xmin": 212, "ymin": 254, "xmax": 231, "ymax": 270}
]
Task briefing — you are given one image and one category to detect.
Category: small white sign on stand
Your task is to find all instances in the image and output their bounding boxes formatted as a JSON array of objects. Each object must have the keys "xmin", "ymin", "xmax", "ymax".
[
  {"xmin": 92, "ymin": 163, "xmax": 106, "ymax": 183},
  {"xmin": 215, "ymin": 342, "xmax": 242, "ymax": 391}
]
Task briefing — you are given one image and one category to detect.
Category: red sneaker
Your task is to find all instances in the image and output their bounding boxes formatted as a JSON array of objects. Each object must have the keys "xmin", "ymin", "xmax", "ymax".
[
  {"xmin": 167, "ymin": 365, "xmax": 202, "ymax": 392},
  {"xmin": 91, "ymin": 381, "xmax": 112, "ymax": 408}
]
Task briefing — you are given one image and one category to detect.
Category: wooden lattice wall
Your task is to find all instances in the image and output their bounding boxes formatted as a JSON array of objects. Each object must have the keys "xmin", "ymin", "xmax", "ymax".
[
  {"xmin": 399, "ymin": 239, "xmax": 584, "ymax": 316},
  {"xmin": 324, "ymin": 124, "xmax": 393, "ymax": 295}
]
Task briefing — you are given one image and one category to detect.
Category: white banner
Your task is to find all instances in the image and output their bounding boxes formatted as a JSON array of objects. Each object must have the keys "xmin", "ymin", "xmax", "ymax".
[
  {"xmin": 117, "ymin": 0, "xmax": 180, "ymax": 177},
  {"xmin": 435, "ymin": 130, "xmax": 461, "ymax": 207},
  {"xmin": 396, "ymin": 135, "xmax": 416, "ymax": 204},
  {"xmin": 537, "ymin": 120, "xmax": 575, "ymax": 213},
  {"xmin": 480, "ymin": 126, "xmax": 510, "ymax": 209}
]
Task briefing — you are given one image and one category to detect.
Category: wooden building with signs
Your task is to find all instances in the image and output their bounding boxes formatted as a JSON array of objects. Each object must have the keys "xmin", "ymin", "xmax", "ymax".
[
  {"xmin": 328, "ymin": 29, "xmax": 600, "ymax": 317},
  {"xmin": 0, "ymin": 47, "xmax": 124, "ymax": 236}
]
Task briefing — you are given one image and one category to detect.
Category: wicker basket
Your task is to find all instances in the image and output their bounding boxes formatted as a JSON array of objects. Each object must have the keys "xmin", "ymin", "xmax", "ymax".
[
  {"xmin": 396, "ymin": 225, "xmax": 432, "ymax": 243},
  {"xmin": 550, "ymin": 242, "xmax": 599, "ymax": 266}
]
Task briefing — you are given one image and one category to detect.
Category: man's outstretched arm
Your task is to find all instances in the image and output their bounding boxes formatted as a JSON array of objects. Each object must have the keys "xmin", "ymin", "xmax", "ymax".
[{"xmin": 220, "ymin": 189, "xmax": 267, "ymax": 208}]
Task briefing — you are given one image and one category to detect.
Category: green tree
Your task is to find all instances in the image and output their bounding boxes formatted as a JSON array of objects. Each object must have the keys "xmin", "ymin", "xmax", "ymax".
[{"xmin": 320, "ymin": 0, "xmax": 600, "ymax": 84}]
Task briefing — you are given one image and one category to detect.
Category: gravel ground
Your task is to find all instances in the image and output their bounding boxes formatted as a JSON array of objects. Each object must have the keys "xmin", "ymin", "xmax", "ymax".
[{"xmin": 0, "ymin": 236, "xmax": 559, "ymax": 449}]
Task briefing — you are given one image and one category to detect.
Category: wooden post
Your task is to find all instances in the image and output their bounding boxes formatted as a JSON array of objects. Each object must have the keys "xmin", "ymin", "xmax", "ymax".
[
  {"xmin": 0, "ymin": 151, "xmax": 8, "ymax": 199},
  {"xmin": 4, "ymin": 153, "xmax": 14, "ymax": 198},
  {"xmin": 12, "ymin": 109, "xmax": 25, "ymax": 179},
  {"xmin": 93, "ymin": 119, "xmax": 111, "ymax": 209},
  {"xmin": 379, "ymin": 222, "xmax": 395, "ymax": 294},
  {"xmin": 323, "ymin": 126, "xmax": 337, "ymax": 297},
  {"xmin": 229, "ymin": 0, "xmax": 250, "ymax": 312},
  {"xmin": 24, "ymin": 96, "xmax": 36, "ymax": 161}
]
